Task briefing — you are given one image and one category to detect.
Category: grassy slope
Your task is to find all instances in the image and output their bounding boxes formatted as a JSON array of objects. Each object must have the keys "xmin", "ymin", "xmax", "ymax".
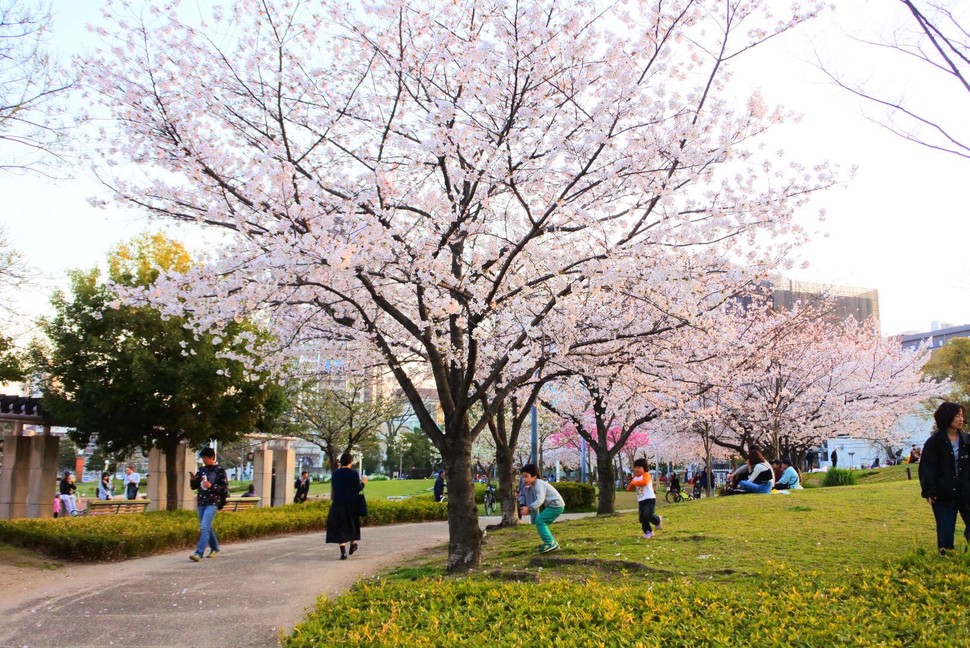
[
  {"xmin": 391, "ymin": 477, "xmax": 933, "ymax": 584},
  {"xmin": 287, "ymin": 478, "xmax": 970, "ymax": 647}
]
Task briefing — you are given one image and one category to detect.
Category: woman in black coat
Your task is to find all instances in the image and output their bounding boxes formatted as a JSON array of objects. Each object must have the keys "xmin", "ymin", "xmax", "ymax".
[
  {"xmin": 325, "ymin": 452, "xmax": 368, "ymax": 560},
  {"xmin": 919, "ymin": 402, "xmax": 970, "ymax": 553}
]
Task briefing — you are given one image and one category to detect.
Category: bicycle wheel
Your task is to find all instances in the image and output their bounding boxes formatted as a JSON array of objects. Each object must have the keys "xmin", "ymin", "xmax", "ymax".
[{"xmin": 665, "ymin": 490, "xmax": 679, "ymax": 504}]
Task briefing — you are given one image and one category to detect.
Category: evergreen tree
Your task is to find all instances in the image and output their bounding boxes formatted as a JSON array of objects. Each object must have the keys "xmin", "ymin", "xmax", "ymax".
[{"xmin": 34, "ymin": 234, "xmax": 286, "ymax": 510}]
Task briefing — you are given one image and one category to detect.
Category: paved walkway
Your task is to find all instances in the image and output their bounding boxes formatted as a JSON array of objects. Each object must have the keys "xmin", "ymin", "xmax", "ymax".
[
  {"xmin": 0, "ymin": 521, "xmax": 451, "ymax": 648},
  {"xmin": 0, "ymin": 511, "xmax": 608, "ymax": 647}
]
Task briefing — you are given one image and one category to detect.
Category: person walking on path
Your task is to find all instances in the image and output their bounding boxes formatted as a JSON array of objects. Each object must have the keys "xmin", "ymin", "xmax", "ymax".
[
  {"xmin": 919, "ymin": 402, "xmax": 970, "ymax": 553},
  {"xmin": 518, "ymin": 463, "xmax": 565, "ymax": 553},
  {"xmin": 188, "ymin": 447, "xmax": 229, "ymax": 562},
  {"xmin": 97, "ymin": 473, "xmax": 114, "ymax": 500},
  {"xmin": 294, "ymin": 471, "xmax": 311, "ymax": 503},
  {"xmin": 830, "ymin": 449, "xmax": 838, "ymax": 468},
  {"xmin": 123, "ymin": 465, "xmax": 141, "ymax": 500},
  {"xmin": 433, "ymin": 469, "xmax": 446, "ymax": 502},
  {"xmin": 326, "ymin": 452, "xmax": 368, "ymax": 560},
  {"xmin": 58, "ymin": 471, "xmax": 78, "ymax": 516},
  {"xmin": 626, "ymin": 458, "xmax": 662, "ymax": 539}
]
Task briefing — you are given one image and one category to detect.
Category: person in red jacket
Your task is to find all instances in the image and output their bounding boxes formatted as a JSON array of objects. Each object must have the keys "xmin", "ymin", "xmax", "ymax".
[{"xmin": 626, "ymin": 458, "xmax": 662, "ymax": 539}]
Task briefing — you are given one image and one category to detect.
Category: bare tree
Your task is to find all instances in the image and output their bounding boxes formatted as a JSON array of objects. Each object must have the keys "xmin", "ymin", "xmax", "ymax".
[
  {"xmin": 292, "ymin": 380, "xmax": 408, "ymax": 471},
  {"xmin": 0, "ymin": 0, "xmax": 74, "ymax": 172},
  {"xmin": 824, "ymin": 1, "xmax": 970, "ymax": 158}
]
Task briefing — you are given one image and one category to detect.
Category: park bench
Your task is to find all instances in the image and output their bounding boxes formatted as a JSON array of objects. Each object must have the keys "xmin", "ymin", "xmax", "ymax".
[
  {"xmin": 223, "ymin": 497, "xmax": 261, "ymax": 512},
  {"xmin": 85, "ymin": 499, "xmax": 150, "ymax": 515}
]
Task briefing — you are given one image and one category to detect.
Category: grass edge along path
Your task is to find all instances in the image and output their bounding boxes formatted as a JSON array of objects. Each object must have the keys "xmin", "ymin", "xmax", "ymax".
[{"xmin": 0, "ymin": 498, "xmax": 446, "ymax": 562}]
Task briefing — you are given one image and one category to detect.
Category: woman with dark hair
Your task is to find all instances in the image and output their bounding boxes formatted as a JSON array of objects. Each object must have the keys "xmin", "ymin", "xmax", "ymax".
[
  {"xmin": 919, "ymin": 402, "xmax": 970, "ymax": 553},
  {"xmin": 325, "ymin": 452, "xmax": 368, "ymax": 560},
  {"xmin": 58, "ymin": 471, "xmax": 78, "ymax": 516},
  {"xmin": 97, "ymin": 473, "xmax": 114, "ymax": 500},
  {"xmin": 736, "ymin": 449, "xmax": 775, "ymax": 494}
]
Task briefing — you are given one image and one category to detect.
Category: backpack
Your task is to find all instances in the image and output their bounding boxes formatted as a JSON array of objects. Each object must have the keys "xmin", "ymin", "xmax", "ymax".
[{"xmin": 216, "ymin": 468, "xmax": 229, "ymax": 510}]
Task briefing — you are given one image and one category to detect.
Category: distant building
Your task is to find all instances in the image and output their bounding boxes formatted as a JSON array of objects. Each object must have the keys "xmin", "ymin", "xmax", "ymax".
[
  {"xmin": 899, "ymin": 322, "xmax": 970, "ymax": 351},
  {"xmin": 767, "ymin": 277, "xmax": 880, "ymax": 327},
  {"xmin": 894, "ymin": 322, "xmax": 970, "ymax": 450}
]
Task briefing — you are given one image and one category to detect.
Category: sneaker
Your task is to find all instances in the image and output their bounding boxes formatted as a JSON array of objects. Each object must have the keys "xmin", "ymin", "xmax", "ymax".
[
  {"xmin": 207, "ymin": 550, "xmax": 220, "ymax": 558},
  {"xmin": 189, "ymin": 553, "xmax": 202, "ymax": 562},
  {"xmin": 539, "ymin": 542, "xmax": 560, "ymax": 554},
  {"xmin": 642, "ymin": 531, "xmax": 655, "ymax": 539},
  {"xmin": 655, "ymin": 515, "xmax": 663, "ymax": 530}
]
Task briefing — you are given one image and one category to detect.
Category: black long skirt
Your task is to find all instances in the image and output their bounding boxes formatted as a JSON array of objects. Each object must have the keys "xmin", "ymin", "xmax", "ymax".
[{"xmin": 325, "ymin": 501, "xmax": 361, "ymax": 544}]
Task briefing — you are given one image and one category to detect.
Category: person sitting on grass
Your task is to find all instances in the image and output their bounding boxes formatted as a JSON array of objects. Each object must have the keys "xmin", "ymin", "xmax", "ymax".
[
  {"xmin": 774, "ymin": 458, "xmax": 802, "ymax": 490},
  {"xmin": 721, "ymin": 463, "xmax": 750, "ymax": 495},
  {"xmin": 626, "ymin": 458, "xmax": 662, "ymax": 539},
  {"xmin": 736, "ymin": 450, "xmax": 775, "ymax": 494},
  {"xmin": 518, "ymin": 463, "xmax": 565, "ymax": 554}
]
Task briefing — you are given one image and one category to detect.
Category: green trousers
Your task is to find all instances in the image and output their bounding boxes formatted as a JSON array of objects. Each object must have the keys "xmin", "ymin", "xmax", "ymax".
[{"xmin": 535, "ymin": 506, "xmax": 564, "ymax": 545}]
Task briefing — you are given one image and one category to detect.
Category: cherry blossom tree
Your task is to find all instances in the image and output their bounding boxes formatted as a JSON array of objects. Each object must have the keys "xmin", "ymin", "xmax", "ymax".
[
  {"xmin": 542, "ymin": 357, "xmax": 677, "ymax": 514},
  {"xmin": 665, "ymin": 299, "xmax": 942, "ymax": 470},
  {"xmin": 82, "ymin": 0, "xmax": 830, "ymax": 570}
]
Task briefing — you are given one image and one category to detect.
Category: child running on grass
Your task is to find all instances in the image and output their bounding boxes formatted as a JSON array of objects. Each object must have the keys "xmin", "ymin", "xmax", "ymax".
[
  {"xmin": 626, "ymin": 458, "xmax": 662, "ymax": 539},
  {"xmin": 518, "ymin": 464, "xmax": 565, "ymax": 553}
]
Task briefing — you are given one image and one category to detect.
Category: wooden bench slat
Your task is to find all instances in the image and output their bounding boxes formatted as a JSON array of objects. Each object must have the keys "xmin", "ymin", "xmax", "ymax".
[
  {"xmin": 223, "ymin": 497, "xmax": 261, "ymax": 512},
  {"xmin": 85, "ymin": 499, "xmax": 150, "ymax": 515}
]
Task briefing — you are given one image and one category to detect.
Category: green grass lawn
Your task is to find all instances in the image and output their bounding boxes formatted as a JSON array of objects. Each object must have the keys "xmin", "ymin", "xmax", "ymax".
[
  {"xmin": 224, "ymin": 477, "xmax": 435, "ymax": 499},
  {"xmin": 287, "ymin": 477, "xmax": 970, "ymax": 647},
  {"xmin": 388, "ymin": 477, "xmax": 936, "ymax": 585}
]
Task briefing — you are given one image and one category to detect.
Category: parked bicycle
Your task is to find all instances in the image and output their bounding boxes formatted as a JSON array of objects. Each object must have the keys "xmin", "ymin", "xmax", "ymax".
[
  {"xmin": 483, "ymin": 482, "xmax": 498, "ymax": 515},
  {"xmin": 665, "ymin": 487, "xmax": 693, "ymax": 504}
]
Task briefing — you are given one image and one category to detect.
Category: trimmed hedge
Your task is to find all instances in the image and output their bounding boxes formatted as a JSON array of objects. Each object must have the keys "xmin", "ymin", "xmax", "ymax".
[
  {"xmin": 285, "ymin": 550, "xmax": 970, "ymax": 647},
  {"xmin": 0, "ymin": 498, "xmax": 447, "ymax": 562},
  {"xmin": 552, "ymin": 481, "xmax": 595, "ymax": 509}
]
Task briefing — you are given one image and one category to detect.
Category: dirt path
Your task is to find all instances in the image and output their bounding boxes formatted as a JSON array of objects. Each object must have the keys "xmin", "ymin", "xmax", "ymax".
[{"xmin": 0, "ymin": 521, "xmax": 451, "ymax": 648}]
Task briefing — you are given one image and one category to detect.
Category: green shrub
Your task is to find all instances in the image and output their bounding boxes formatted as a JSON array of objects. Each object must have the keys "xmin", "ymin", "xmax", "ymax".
[
  {"xmin": 285, "ymin": 551, "xmax": 970, "ymax": 647},
  {"xmin": 0, "ymin": 498, "xmax": 445, "ymax": 562},
  {"xmin": 552, "ymin": 481, "xmax": 595, "ymax": 509},
  {"xmin": 822, "ymin": 467, "xmax": 858, "ymax": 487}
]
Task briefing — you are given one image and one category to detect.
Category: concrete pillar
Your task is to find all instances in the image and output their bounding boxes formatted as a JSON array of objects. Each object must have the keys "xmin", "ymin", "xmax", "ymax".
[
  {"xmin": 273, "ymin": 446, "xmax": 296, "ymax": 507},
  {"xmin": 0, "ymin": 435, "xmax": 31, "ymax": 519},
  {"xmin": 147, "ymin": 444, "xmax": 196, "ymax": 512},
  {"xmin": 252, "ymin": 447, "xmax": 274, "ymax": 508},
  {"xmin": 25, "ymin": 435, "xmax": 59, "ymax": 518}
]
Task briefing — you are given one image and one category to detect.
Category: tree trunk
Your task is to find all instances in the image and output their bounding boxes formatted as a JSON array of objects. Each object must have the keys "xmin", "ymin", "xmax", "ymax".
[
  {"xmin": 493, "ymin": 438, "xmax": 519, "ymax": 528},
  {"xmin": 595, "ymin": 449, "xmax": 616, "ymax": 514},
  {"xmin": 442, "ymin": 438, "xmax": 482, "ymax": 571}
]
